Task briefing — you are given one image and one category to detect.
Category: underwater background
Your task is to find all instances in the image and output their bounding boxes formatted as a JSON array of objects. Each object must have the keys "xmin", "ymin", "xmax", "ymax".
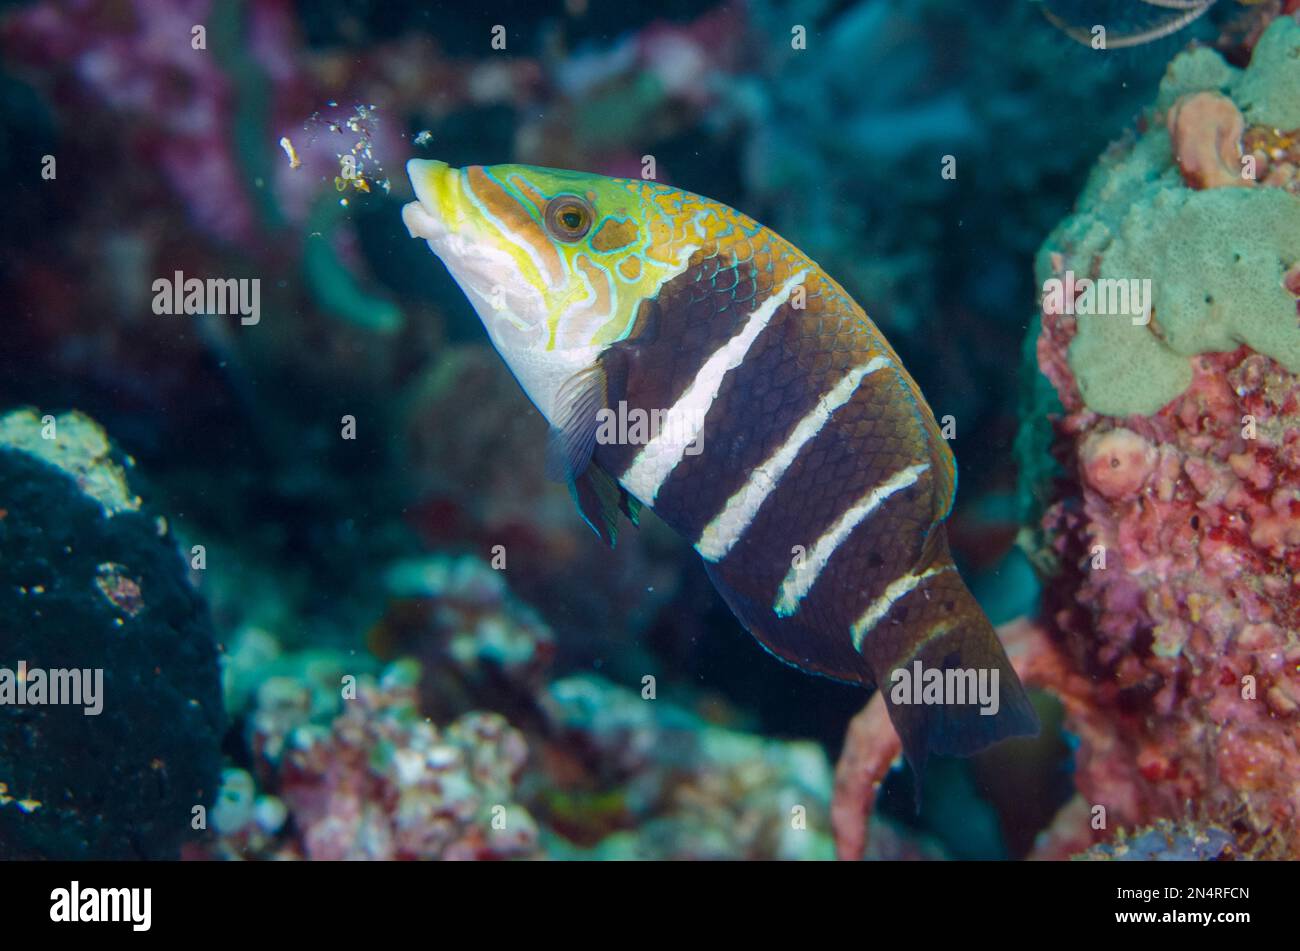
[{"xmin": 1, "ymin": 0, "xmax": 1297, "ymax": 861}]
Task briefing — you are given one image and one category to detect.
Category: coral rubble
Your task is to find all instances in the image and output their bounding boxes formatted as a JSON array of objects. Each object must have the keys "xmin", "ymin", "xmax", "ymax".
[
  {"xmin": 206, "ymin": 613, "xmax": 838, "ymax": 860},
  {"xmin": 273, "ymin": 663, "xmax": 540, "ymax": 861},
  {"xmin": 1074, "ymin": 819, "xmax": 1237, "ymax": 861},
  {"xmin": 536, "ymin": 674, "xmax": 834, "ymax": 860}
]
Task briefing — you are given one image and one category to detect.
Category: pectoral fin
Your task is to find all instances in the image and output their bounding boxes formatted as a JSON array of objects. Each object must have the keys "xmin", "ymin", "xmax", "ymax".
[
  {"xmin": 545, "ymin": 357, "xmax": 615, "ymax": 483},
  {"xmin": 545, "ymin": 352, "xmax": 639, "ymax": 546}
]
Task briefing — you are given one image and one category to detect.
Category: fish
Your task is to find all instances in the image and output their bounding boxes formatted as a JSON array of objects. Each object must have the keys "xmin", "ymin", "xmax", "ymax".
[{"xmin": 402, "ymin": 159, "xmax": 1038, "ymax": 777}]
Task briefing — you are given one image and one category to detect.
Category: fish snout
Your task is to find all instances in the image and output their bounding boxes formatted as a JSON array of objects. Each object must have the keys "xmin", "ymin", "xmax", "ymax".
[
  {"xmin": 407, "ymin": 158, "xmax": 451, "ymax": 207},
  {"xmin": 403, "ymin": 159, "xmax": 458, "ymax": 242}
]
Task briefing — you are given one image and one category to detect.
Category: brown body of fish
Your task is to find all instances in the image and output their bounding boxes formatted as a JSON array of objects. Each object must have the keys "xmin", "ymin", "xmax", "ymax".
[{"xmin": 578, "ymin": 212, "xmax": 1039, "ymax": 779}]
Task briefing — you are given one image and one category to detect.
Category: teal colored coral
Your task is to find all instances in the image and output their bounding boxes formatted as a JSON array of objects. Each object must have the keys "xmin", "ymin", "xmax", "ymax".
[
  {"xmin": 1037, "ymin": 18, "xmax": 1300, "ymax": 418},
  {"xmin": 1236, "ymin": 17, "xmax": 1300, "ymax": 131},
  {"xmin": 1073, "ymin": 187, "xmax": 1300, "ymax": 416}
]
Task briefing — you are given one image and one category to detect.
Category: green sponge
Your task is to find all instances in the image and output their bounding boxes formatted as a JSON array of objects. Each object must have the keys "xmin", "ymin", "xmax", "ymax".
[
  {"xmin": 1235, "ymin": 17, "xmax": 1300, "ymax": 131},
  {"xmin": 1155, "ymin": 46, "xmax": 1237, "ymax": 114},
  {"xmin": 1070, "ymin": 187, "xmax": 1300, "ymax": 417},
  {"xmin": 1039, "ymin": 17, "xmax": 1300, "ymax": 418}
]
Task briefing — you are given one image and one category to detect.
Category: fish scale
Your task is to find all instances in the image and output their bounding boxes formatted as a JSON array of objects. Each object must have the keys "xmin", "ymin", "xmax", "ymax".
[{"xmin": 403, "ymin": 158, "xmax": 1039, "ymax": 777}]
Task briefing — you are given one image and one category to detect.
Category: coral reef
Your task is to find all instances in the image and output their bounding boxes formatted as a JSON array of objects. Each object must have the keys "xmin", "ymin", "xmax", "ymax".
[
  {"xmin": 9, "ymin": 0, "xmax": 1296, "ymax": 863},
  {"xmin": 274, "ymin": 663, "xmax": 539, "ymax": 861},
  {"xmin": 0, "ymin": 409, "xmax": 224, "ymax": 859},
  {"xmin": 187, "ymin": 533, "xmax": 844, "ymax": 862},
  {"xmin": 1020, "ymin": 18, "xmax": 1300, "ymax": 859},
  {"xmin": 535, "ymin": 675, "xmax": 834, "ymax": 860},
  {"xmin": 1074, "ymin": 819, "xmax": 1237, "ymax": 861},
  {"xmin": 205, "ymin": 600, "xmax": 839, "ymax": 860}
]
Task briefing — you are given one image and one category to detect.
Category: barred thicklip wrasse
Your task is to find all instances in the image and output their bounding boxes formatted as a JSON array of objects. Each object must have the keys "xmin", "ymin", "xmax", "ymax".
[{"xmin": 402, "ymin": 159, "xmax": 1038, "ymax": 775}]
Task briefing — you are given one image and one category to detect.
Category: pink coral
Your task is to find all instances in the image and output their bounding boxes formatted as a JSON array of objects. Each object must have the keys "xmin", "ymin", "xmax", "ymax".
[
  {"xmin": 271, "ymin": 666, "xmax": 539, "ymax": 861},
  {"xmin": 1080, "ymin": 428, "xmax": 1158, "ymax": 501},
  {"xmin": 1167, "ymin": 91, "xmax": 1253, "ymax": 191},
  {"xmin": 1028, "ymin": 346, "xmax": 1300, "ymax": 857}
]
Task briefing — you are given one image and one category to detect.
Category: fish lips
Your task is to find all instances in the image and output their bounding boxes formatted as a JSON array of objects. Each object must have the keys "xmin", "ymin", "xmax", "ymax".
[{"xmin": 402, "ymin": 158, "xmax": 455, "ymax": 244}]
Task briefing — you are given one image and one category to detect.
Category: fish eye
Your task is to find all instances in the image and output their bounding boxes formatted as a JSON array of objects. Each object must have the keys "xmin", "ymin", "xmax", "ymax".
[{"xmin": 544, "ymin": 195, "xmax": 594, "ymax": 242}]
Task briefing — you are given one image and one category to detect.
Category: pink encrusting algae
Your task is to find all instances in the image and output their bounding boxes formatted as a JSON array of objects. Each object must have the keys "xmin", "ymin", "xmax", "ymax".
[
  {"xmin": 1034, "ymin": 346, "xmax": 1300, "ymax": 858},
  {"xmin": 1005, "ymin": 15, "xmax": 1300, "ymax": 858}
]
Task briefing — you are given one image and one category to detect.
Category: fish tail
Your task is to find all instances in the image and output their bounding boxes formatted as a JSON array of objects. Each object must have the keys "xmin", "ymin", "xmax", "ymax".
[{"xmin": 858, "ymin": 560, "xmax": 1039, "ymax": 789}]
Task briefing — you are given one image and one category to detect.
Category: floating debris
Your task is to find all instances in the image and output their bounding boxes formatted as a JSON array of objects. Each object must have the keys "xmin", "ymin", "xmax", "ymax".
[
  {"xmin": 413, "ymin": 129, "xmax": 433, "ymax": 146},
  {"xmin": 0, "ymin": 781, "xmax": 43, "ymax": 815},
  {"xmin": 289, "ymin": 103, "xmax": 389, "ymax": 204},
  {"xmin": 278, "ymin": 135, "xmax": 301, "ymax": 169}
]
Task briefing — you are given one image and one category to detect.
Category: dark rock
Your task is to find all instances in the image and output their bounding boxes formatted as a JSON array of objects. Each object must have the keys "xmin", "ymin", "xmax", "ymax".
[{"xmin": 0, "ymin": 410, "xmax": 224, "ymax": 859}]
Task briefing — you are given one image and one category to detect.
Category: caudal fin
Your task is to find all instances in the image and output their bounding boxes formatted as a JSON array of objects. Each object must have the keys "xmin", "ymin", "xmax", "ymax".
[{"xmin": 858, "ymin": 565, "xmax": 1039, "ymax": 784}]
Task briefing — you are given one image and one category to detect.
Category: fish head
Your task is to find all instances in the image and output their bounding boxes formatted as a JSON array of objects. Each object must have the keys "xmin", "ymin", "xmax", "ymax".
[{"xmin": 403, "ymin": 159, "xmax": 700, "ymax": 421}]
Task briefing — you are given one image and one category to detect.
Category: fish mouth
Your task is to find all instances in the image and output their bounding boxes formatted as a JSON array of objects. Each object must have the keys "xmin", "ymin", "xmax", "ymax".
[
  {"xmin": 401, "ymin": 158, "xmax": 540, "ymax": 337},
  {"xmin": 402, "ymin": 158, "xmax": 458, "ymax": 243}
]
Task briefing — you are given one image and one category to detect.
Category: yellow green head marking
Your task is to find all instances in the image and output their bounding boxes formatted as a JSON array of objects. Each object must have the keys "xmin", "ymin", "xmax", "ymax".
[{"xmin": 403, "ymin": 159, "xmax": 758, "ymax": 382}]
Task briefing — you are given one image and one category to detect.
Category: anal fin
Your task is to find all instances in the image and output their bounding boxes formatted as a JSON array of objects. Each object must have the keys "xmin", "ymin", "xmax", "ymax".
[{"xmin": 702, "ymin": 560, "xmax": 871, "ymax": 687}]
